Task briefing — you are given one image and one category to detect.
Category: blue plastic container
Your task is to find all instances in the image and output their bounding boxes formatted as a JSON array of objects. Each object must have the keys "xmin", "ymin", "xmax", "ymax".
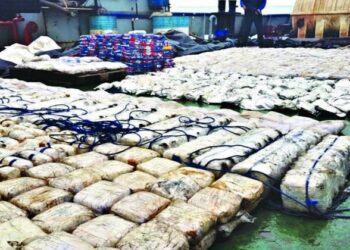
[
  {"xmin": 90, "ymin": 16, "xmax": 117, "ymax": 34},
  {"xmin": 149, "ymin": 0, "xmax": 169, "ymax": 9},
  {"xmin": 153, "ymin": 16, "xmax": 190, "ymax": 34}
]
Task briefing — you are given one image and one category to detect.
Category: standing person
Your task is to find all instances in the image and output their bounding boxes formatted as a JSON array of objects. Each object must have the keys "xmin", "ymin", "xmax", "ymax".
[{"xmin": 239, "ymin": 0, "xmax": 267, "ymax": 46}]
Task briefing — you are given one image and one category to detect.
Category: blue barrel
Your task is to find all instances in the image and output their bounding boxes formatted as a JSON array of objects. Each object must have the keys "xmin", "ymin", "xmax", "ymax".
[
  {"xmin": 153, "ymin": 16, "xmax": 190, "ymax": 34},
  {"xmin": 149, "ymin": 0, "xmax": 169, "ymax": 9},
  {"xmin": 90, "ymin": 16, "xmax": 117, "ymax": 34}
]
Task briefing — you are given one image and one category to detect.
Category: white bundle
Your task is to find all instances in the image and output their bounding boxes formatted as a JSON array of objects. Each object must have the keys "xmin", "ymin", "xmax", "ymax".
[
  {"xmin": 0, "ymin": 201, "xmax": 27, "ymax": 223},
  {"xmin": 11, "ymin": 186, "xmax": 73, "ymax": 215},
  {"xmin": 113, "ymin": 171, "xmax": 157, "ymax": 192},
  {"xmin": 74, "ymin": 181, "xmax": 130, "ymax": 214},
  {"xmin": 137, "ymin": 157, "xmax": 181, "ymax": 177},
  {"xmin": 0, "ymin": 177, "xmax": 46, "ymax": 199},
  {"xmin": 73, "ymin": 215, "xmax": 136, "ymax": 248},
  {"xmin": 18, "ymin": 150, "xmax": 53, "ymax": 166},
  {"xmin": 111, "ymin": 191, "xmax": 170, "ymax": 224},
  {"xmin": 116, "ymin": 220, "xmax": 189, "ymax": 250},
  {"xmin": 62, "ymin": 152, "xmax": 108, "ymax": 169},
  {"xmin": 26, "ymin": 163, "xmax": 75, "ymax": 179},
  {"xmin": 1, "ymin": 156, "xmax": 34, "ymax": 171},
  {"xmin": 32, "ymin": 202, "xmax": 95, "ymax": 233},
  {"xmin": 0, "ymin": 167, "xmax": 21, "ymax": 180},
  {"xmin": 156, "ymin": 201, "xmax": 217, "ymax": 246}
]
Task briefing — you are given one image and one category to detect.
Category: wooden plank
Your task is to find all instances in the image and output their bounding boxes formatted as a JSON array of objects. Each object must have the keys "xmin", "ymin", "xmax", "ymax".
[
  {"xmin": 315, "ymin": 19, "xmax": 326, "ymax": 39},
  {"xmin": 339, "ymin": 16, "xmax": 350, "ymax": 37}
]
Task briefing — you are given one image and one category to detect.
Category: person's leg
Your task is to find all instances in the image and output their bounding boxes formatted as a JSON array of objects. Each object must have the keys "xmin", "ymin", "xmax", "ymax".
[
  {"xmin": 253, "ymin": 12, "xmax": 264, "ymax": 45},
  {"xmin": 239, "ymin": 11, "xmax": 254, "ymax": 45}
]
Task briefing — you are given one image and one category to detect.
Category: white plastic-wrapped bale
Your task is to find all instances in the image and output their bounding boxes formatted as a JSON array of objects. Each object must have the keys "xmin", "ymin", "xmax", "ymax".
[
  {"xmin": 32, "ymin": 202, "xmax": 95, "ymax": 233},
  {"xmin": 36, "ymin": 147, "xmax": 68, "ymax": 161},
  {"xmin": 0, "ymin": 149, "xmax": 15, "ymax": 161},
  {"xmin": 74, "ymin": 181, "xmax": 130, "ymax": 214},
  {"xmin": 281, "ymin": 135, "xmax": 350, "ymax": 213},
  {"xmin": 0, "ymin": 137, "xmax": 19, "ymax": 150},
  {"xmin": 217, "ymin": 211, "xmax": 256, "ymax": 238},
  {"xmin": 73, "ymin": 214, "xmax": 137, "ymax": 247},
  {"xmin": 111, "ymin": 191, "xmax": 170, "ymax": 224},
  {"xmin": 62, "ymin": 152, "xmax": 108, "ymax": 169},
  {"xmin": 163, "ymin": 123, "xmax": 252, "ymax": 162},
  {"xmin": 113, "ymin": 171, "xmax": 157, "ymax": 192},
  {"xmin": 10, "ymin": 186, "xmax": 73, "ymax": 215},
  {"xmin": 51, "ymin": 144, "xmax": 76, "ymax": 157},
  {"xmin": 92, "ymin": 161, "xmax": 134, "ymax": 181},
  {"xmin": 137, "ymin": 157, "xmax": 182, "ymax": 177},
  {"xmin": 232, "ymin": 129, "xmax": 323, "ymax": 182},
  {"xmin": 211, "ymin": 173, "xmax": 264, "ymax": 211},
  {"xmin": 188, "ymin": 187, "xmax": 242, "ymax": 224},
  {"xmin": 0, "ymin": 201, "xmax": 27, "ymax": 223},
  {"xmin": 146, "ymin": 173, "xmax": 201, "ymax": 201},
  {"xmin": 0, "ymin": 177, "xmax": 46, "ymax": 199},
  {"xmin": 0, "ymin": 217, "xmax": 46, "ymax": 249},
  {"xmin": 26, "ymin": 163, "xmax": 75, "ymax": 179},
  {"xmin": 192, "ymin": 229, "xmax": 217, "ymax": 250},
  {"xmin": 48, "ymin": 168, "xmax": 101, "ymax": 193},
  {"xmin": 156, "ymin": 201, "xmax": 217, "ymax": 246},
  {"xmin": 192, "ymin": 128, "xmax": 281, "ymax": 172},
  {"xmin": 0, "ymin": 167, "xmax": 21, "ymax": 180},
  {"xmin": 116, "ymin": 220, "xmax": 189, "ymax": 250},
  {"xmin": 23, "ymin": 231, "xmax": 94, "ymax": 250},
  {"xmin": 1, "ymin": 156, "xmax": 33, "ymax": 171},
  {"xmin": 17, "ymin": 150, "xmax": 53, "ymax": 166},
  {"xmin": 94, "ymin": 143, "xmax": 130, "ymax": 158},
  {"xmin": 164, "ymin": 167, "xmax": 215, "ymax": 189},
  {"xmin": 114, "ymin": 147, "xmax": 160, "ymax": 166}
]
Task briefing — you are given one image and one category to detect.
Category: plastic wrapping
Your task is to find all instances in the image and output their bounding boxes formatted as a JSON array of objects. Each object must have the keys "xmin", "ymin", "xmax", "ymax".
[
  {"xmin": 0, "ymin": 201, "xmax": 27, "ymax": 223},
  {"xmin": 281, "ymin": 135, "xmax": 350, "ymax": 213},
  {"xmin": 11, "ymin": 186, "xmax": 73, "ymax": 215},
  {"xmin": 18, "ymin": 150, "xmax": 53, "ymax": 166},
  {"xmin": 93, "ymin": 143, "xmax": 130, "ymax": 157},
  {"xmin": 188, "ymin": 187, "xmax": 242, "ymax": 224},
  {"xmin": 0, "ymin": 137, "xmax": 19, "ymax": 150},
  {"xmin": 193, "ymin": 128, "xmax": 280, "ymax": 171},
  {"xmin": 0, "ymin": 177, "xmax": 46, "ymax": 199},
  {"xmin": 62, "ymin": 152, "xmax": 108, "ymax": 169},
  {"xmin": 156, "ymin": 201, "xmax": 217, "ymax": 245},
  {"xmin": 116, "ymin": 220, "xmax": 189, "ymax": 250},
  {"xmin": 74, "ymin": 181, "xmax": 130, "ymax": 214},
  {"xmin": 211, "ymin": 174, "xmax": 264, "ymax": 212},
  {"xmin": 0, "ymin": 217, "xmax": 46, "ymax": 248},
  {"xmin": 232, "ymin": 129, "xmax": 323, "ymax": 182},
  {"xmin": 114, "ymin": 147, "xmax": 160, "ymax": 166},
  {"xmin": 48, "ymin": 168, "xmax": 102, "ymax": 193},
  {"xmin": 0, "ymin": 156, "xmax": 34, "ymax": 171},
  {"xmin": 26, "ymin": 163, "xmax": 75, "ymax": 179},
  {"xmin": 112, "ymin": 191, "xmax": 170, "ymax": 224},
  {"xmin": 73, "ymin": 214, "xmax": 137, "ymax": 247},
  {"xmin": 146, "ymin": 173, "xmax": 201, "ymax": 201},
  {"xmin": 163, "ymin": 123, "xmax": 251, "ymax": 162},
  {"xmin": 0, "ymin": 167, "xmax": 21, "ymax": 180},
  {"xmin": 164, "ymin": 167, "xmax": 215, "ymax": 189},
  {"xmin": 137, "ymin": 157, "xmax": 181, "ymax": 177},
  {"xmin": 32, "ymin": 202, "xmax": 95, "ymax": 233},
  {"xmin": 114, "ymin": 171, "xmax": 157, "ymax": 192},
  {"xmin": 92, "ymin": 160, "xmax": 134, "ymax": 181},
  {"xmin": 23, "ymin": 231, "xmax": 94, "ymax": 250}
]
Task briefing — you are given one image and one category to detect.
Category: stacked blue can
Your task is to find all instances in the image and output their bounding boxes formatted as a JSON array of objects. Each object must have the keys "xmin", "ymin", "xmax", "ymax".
[{"xmin": 79, "ymin": 33, "xmax": 174, "ymax": 74}]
